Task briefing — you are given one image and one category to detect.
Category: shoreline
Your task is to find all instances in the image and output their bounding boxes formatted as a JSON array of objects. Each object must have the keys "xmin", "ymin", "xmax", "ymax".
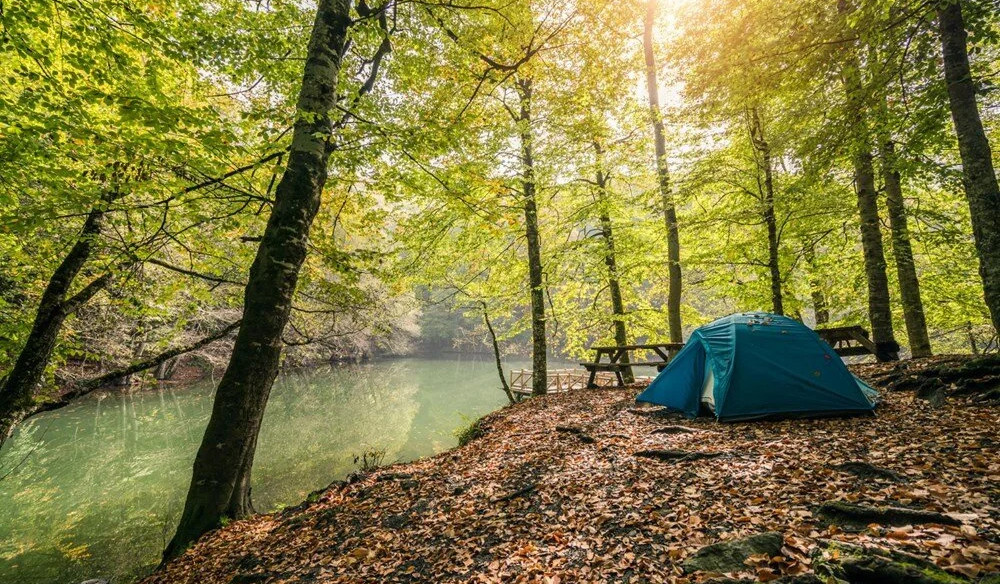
[
  {"xmin": 142, "ymin": 356, "xmax": 1000, "ymax": 584},
  {"xmin": 48, "ymin": 351, "xmax": 522, "ymax": 403}
]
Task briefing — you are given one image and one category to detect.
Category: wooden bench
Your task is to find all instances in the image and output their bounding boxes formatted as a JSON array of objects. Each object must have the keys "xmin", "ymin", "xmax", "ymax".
[
  {"xmin": 815, "ymin": 325, "xmax": 900, "ymax": 359},
  {"xmin": 580, "ymin": 343, "xmax": 684, "ymax": 388}
]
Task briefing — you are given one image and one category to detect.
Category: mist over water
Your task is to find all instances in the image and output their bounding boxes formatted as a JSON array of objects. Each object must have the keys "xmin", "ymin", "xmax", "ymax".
[{"xmin": 0, "ymin": 357, "xmax": 535, "ymax": 583}]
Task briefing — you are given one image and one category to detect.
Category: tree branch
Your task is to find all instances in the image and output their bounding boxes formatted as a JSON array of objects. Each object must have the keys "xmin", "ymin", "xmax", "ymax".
[{"xmin": 29, "ymin": 319, "xmax": 244, "ymax": 417}]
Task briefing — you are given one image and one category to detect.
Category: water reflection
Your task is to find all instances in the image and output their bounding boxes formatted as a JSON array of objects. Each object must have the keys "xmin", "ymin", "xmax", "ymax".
[{"xmin": 0, "ymin": 357, "xmax": 523, "ymax": 583}]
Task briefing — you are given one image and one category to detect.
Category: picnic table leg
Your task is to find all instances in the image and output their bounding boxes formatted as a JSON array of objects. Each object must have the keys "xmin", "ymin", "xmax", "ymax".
[
  {"xmin": 848, "ymin": 329, "xmax": 880, "ymax": 356},
  {"xmin": 614, "ymin": 369, "xmax": 625, "ymax": 387},
  {"xmin": 586, "ymin": 368, "xmax": 597, "ymax": 389},
  {"xmin": 612, "ymin": 349, "xmax": 634, "ymax": 384}
]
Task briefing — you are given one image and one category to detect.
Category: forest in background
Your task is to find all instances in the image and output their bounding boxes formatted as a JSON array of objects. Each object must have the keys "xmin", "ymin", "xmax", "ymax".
[
  {"xmin": 3, "ymin": 0, "xmax": 999, "ymax": 380},
  {"xmin": 2, "ymin": 0, "xmax": 999, "ymax": 565}
]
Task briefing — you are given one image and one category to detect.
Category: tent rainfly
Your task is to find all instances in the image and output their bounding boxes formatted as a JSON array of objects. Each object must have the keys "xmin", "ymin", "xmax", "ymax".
[{"xmin": 636, "ymin": 312, "xmax": 878, "ymax": 421}]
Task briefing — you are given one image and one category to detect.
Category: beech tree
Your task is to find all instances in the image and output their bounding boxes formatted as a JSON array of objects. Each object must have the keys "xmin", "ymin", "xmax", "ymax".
[
  {"xmin": 643, "ymin": 0, "xmax": 683, "ymax": 343},
  {"xmin": 164, "ymin": 0, "xmax": 357, "ymax": 558},
  {"xmin": 0, "ymin": 0, "xmax": 270, "ymax": 441},
  {"xmin": 839, "ymin": 1, "xmax": 900, "ymax": 362},
  {"xmin": 937, "ymin": 0, "xmax": 1000, "ymax": 335}
]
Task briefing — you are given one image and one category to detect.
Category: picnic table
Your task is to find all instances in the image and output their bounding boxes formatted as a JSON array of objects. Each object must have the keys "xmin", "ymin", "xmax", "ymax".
[
  {"xmin": 815, "ymin": 325, "xmax": 899, "ymax": 360},
  {"xmin": 579, "ymin": 343, "xmax": 684, "ymax": 388}
]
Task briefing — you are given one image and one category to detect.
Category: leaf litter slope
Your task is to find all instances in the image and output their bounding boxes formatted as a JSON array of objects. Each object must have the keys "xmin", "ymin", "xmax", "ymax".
[{"xmin": 145, "ymin": 361, "xmax": 999, "ymax": 583}]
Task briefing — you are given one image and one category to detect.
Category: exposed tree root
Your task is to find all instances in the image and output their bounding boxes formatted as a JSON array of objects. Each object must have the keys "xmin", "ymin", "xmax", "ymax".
[
  {"xmin": 814, "ymin": 539, "xmax": 971, "ymax": 584},
  {"xmin": 882, "ymin": 355, "xmax": 1000, "ymax": 401},
  {"xmin": 682, "ymin": 531, "xmax": 783, "ymax": 573},
  {"xmin": 817, "ymin": 501, "xmax": 962, "ymax": 528},
  {"xmin": 627, "ymin": 407, "xmax": 682, "ymax": 419}
]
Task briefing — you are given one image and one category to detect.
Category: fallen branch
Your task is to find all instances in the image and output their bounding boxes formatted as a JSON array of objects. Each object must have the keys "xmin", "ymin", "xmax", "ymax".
[
  {"xmin": 634, "ymin": 449, "xmax": 727, "ymax": 462},
  {"xmin": 492, "ymin": 483, "xmax": 536, "ymax": 503},
  {"xmin": 650, "ymin": 425, "xmax": 701, "ymax": 435}
]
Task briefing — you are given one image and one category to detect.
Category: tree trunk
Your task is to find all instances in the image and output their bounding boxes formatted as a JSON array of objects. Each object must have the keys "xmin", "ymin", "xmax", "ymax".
[
  {"xmin": 481, "ymin": 304, "xmax": 515, "ymax": 405},
  {"xmin": 747, "ymin": 107, "xmax": 783, "ymax": 315},
  {"xmin": 593, "ymin": 142, "xmax": 633, "ymax": 383},
  {"xmin": 967, "ymin": 322, "xmax": 978, "ymax": 354},
  {"xmin": 937, "ymin": 0, "xmax": 1000, "ymax": 335},
  {"xmin": 517, "ymin": 78, "xmax": 547, "ymax": 397},
  {"xmin": 839, "ymin": 19, "xmax": 899, "ymax": 362},
  {"xmin": 853, "ymin": 149, "xmax": 899, "ymax": 362},
  {"xmin": 805, "ymin": 244, "xmax": 830, "ymax": 326},
  {"xmin": 880, "ymin": 140, "xmax": 932, "ymax": 357},
  {"xmin": 0, "ymin": 203, "xmax": 113, "ymax": 444},
  {"xmin": 643, "ymin": 0, "xmax": 682, "ymax": 343},
  {"xmin": 163, "ymin": 0, "xmax": 351, "ymax": 560}
]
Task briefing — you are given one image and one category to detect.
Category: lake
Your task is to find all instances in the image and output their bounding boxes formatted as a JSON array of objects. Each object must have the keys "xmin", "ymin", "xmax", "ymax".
[{"xmin": 0, "ymin": 357, "xmax": 537, "ymax": 583}]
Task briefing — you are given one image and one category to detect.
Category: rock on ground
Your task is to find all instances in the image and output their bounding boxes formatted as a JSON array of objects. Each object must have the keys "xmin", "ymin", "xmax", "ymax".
[{"xmin": 682, "ymin": 531, "xmax": 783, "ymax": 573}]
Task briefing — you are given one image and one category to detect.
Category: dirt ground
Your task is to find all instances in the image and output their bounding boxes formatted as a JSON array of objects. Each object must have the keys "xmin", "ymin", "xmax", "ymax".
[{"xmin": 144, "ymin": 358, "xmax": 1000, "ymax": 583}]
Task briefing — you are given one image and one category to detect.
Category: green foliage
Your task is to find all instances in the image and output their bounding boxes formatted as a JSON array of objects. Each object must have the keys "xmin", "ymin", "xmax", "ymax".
[
  {"xmin": 0, "ymin": 0, "xmax": 415, "ymax": 381},
  {"xmin": 454, "ymin": 416, "xmax": 485, "ymax": 447},
  {"xmin": 383, "ymin": 0, "xmax": 999, "ymax": 357},
  {"xmin": 2, "ymin": 0, "xmax": 999, "ymax": 393}
]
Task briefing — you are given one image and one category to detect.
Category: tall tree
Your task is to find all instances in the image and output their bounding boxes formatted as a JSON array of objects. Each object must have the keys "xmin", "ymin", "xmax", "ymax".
[
  {"xmin": 746, "ymin": 106, "xmax": 784, "ymax": 315},
  {"xmin": 425, "ymin": 1, "xmax": 575, "ymax": 395},
  {"xmin": 860, "ymin": 27, "xmax": 934, "ymax": 358},
  {"xmin": 593, "ymin": 141, "xmax": 633, "ymax": 382},
  {"xmin": 164, "ymin": 0, "xmax": 353, "ymax": 559},
  {"xmin": 805, "ymin": 243, "xmax": 831, "ymax": 325},
  {"xmin": 937, "ymin": 0, "xmax": 1000, "ymax": 335},
  {"xmin": 643, "ymin": 0, "xmax": 682, "ymax": 343},
  {"xmin": 879, "ymin": 138, "xmax": 932, "ymax": 357},
  {"xmin": 839, "ymin": 1, "xmax": 899, "ymax": 361},
  {"xmin": 516, "ymin": 77, "xmax": 549, "ymax": 396}
]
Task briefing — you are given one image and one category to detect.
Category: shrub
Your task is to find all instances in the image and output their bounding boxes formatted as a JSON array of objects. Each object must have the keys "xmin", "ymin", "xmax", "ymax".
[
  {"xmin": 454, "ymin": 417, "xmax": 484, "ymax": 447},
  {"xmin": 352, "ymin": 448, "xmax": 386, "ymax": 472}
]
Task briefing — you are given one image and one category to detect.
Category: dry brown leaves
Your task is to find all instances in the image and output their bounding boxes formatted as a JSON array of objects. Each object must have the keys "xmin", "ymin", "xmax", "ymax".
[{"xmin": 144, "ymin": 360, "xmax": 1000, "ymax": 584}]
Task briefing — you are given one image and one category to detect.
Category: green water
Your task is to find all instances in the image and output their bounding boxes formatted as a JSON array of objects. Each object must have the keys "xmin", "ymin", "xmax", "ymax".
[{"xmin": 0, "ymin": 357, "xmax": 528, "ymax": 584}]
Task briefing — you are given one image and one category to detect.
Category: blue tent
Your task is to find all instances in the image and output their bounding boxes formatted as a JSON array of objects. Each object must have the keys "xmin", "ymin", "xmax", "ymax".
[{"xmin": 636, "ymin": 312, "xmax": 878, "ymax": 421}]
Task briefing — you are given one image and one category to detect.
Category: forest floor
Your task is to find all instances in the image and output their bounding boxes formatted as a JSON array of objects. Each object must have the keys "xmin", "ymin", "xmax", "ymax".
[{"xmin": 144, "ymin": 356, "xmax": 999, "ymax": 584}]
